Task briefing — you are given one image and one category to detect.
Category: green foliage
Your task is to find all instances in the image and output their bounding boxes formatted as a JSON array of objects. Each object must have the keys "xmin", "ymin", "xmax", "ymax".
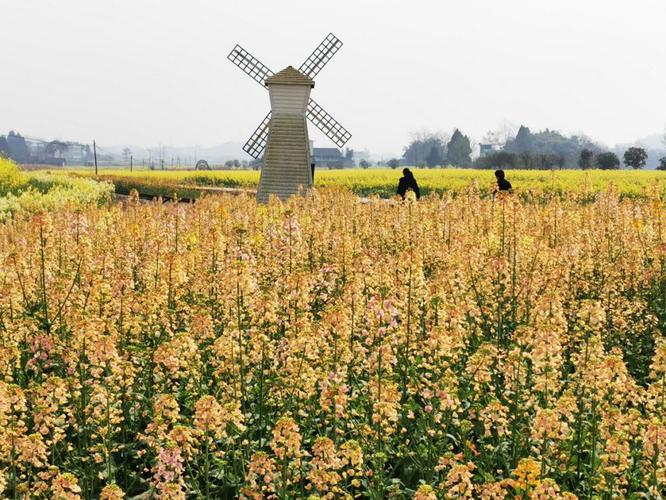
[
  {"xmin": 403, "ymin": 134, "xmax": 445, "ymax": 165},
  {"xmin": 623, "ymin": 147, "xmax": 648, "ymax": 169},
  {"xmin": 426, "ymin": 146, "xmax": 442, "ymax": 167},
  {"xmin": 387, "ymin": 159, "xmax": 400, "ymax": 169},
  {"xmin": 0, "ymin": 136, "xmax": 9, "ymax": 158},
  {"xmin": 658, "ymin": 157, "xmax": 666, "ymax": 171},
  {"xmin": 596, "ymin": 152, "xmax": 620, "ymax": 170},
  {"xmin": 0, "ymin": 159, "xmax": 113, "ymax": 220},
  {"xmin": 476, "ymin": 151, "xmax": 565, "ymax": 170},
  {"xmin": 6, "ymin": 130, "xmax": 30, "ymax": 163},
  {"xmin": 446, "ymin": 129, "xmax": 472, "ymax": 167},
  {"xmin": 475, "ymin": 151, "xmax": 517, "ymax": 169},
  {"xmin": 505, "ymin": 125, "xmax": 534, "ymax": 153},
  {"xmin": 505, "ymin": 126, "xmax": 600, "ymax": 167},
  {"xmin": 578, "ymin": 149, "xmax": 594, "ymax": 169}
]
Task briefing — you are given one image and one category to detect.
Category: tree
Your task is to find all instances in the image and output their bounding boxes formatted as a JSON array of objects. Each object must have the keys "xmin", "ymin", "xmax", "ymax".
[
  {"xmin": 426, "ymin": 146, "xmax": 442, "ymax": 168},
  {"xmin": 623, "ymin": 147, "xmax": 648, "ymax": 169},
  {"xmin": 502, "ymin": 126, "xmax": 600, "ymax": 167},
  {"xmin": 657, "ymin": 157, "xmax": 666, "ymax": 171},
  {"xmin": 474, "ymin": 151, "xmax": 517, "ymax": 169},
  {"xmin": 446, "ymin": 129, "xmax": 472, "ymax": 167},
  {"xmin": 505, "ymin": 125, "xmax": 534, "ymax": 153},
  {"xmin": 359, "ymin": 159, "xmax": 371, "ymax": 169},
  {"xmin": 122, "ymin": 147, "xmax": 132, "ymax": 163},
  {"xmin": 596, "ymin": 152, "xmax": 620, "ymax": 170},
  {"xmin": 6, "ymin": 131, "xmax": 29, "ymax": 163},
  {"xmin": 387, "ymin": 158, "xmax": 400, "ymax": 169},
  {"xmin": 578, "ymin": 149, "xmax": 594, "ymax": 169},
  {"xmin": 0, "ymin": 136, "xmax": 8, "ymax": 158},
  {"xmin": 403, "ymin": 131, "xmax": 447, "ymax": 165}
]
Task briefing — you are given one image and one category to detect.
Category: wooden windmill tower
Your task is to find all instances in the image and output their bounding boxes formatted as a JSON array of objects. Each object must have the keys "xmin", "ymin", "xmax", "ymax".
[{"xmin": 228, "ymin": 33, "xmax": 352, "ymax": 203}]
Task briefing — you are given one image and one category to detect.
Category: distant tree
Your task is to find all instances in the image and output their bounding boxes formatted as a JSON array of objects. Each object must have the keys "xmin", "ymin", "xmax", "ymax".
[
  {"xmin": 403, "ymin": 132, "xmax": 446, "ymax": 165},
  {"xmin": 518, "ymin": 151, "xmax": 534, "ymax": 169},
  {"xmin": 122, "ymin": 147, "xmax": 132, "ymax": 163},
  {"xmin": 6, "ymin": 131, "xmax": 29, "ymax": 163},
  {"xmin": 359, "ymin": 159, "xmax": 371, "ymax": 169},
  {"xmin": 446, "ymin": 129, "xmax": 472, "ymax": 167},
  {"xmin": 426, "ymin": 146, "xmax": 442, "ymax": 168},
  {"xmin": 505, "ymin": 125, "xmax": 535, "ymax": 153},
  {"xmin": 596, "ymin": 152, "xmax": 620, "ymax": 170},
  {"xmin": 657, "ymin": 157, "xmax": 666, "ymax": 171},
  {"xmin": 225, "ymin": 160, "xmax": 234, "ymax": 168},
  {"xmin": 555, "ymin": 155, "xmax": 566, "ymax": 169},
  {"xmin": 623, "ymin": 147, "xmax": 648, "ymax": 169},
  {"xmin": 578, "ymin": 149, "xmax": 594, "ymax": 169},
  {"xmin": 503, "ymin": 126, "xmax": 600, "ymax": 168},
  {"xmin": 387, "ymin": 158, "xmax": 400, "ymax": 169},
  {"xmin": 233, "ymin": 159, "xmax": 241, "ymax": 168},
  {"xmin": 0, "ymin": 136, "xmax": 8, "ymax": 158},
  {"xmin": 474, "ymin": 151, "xmax": 517, "ymax": 169}
]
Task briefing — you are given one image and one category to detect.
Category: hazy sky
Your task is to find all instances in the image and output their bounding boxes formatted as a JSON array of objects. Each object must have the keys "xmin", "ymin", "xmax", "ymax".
[{"xmin": 1, "ymin": 0, "xmax": 665, "ymax": 155}]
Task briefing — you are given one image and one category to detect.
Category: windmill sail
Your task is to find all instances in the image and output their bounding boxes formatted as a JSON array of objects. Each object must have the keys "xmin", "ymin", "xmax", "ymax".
[
  {"xmin": 243, "ymin": 112, "xmax": 272, "ymax": 159},
  {"xmin": 299, "ymin": 33, "xmax": 343, "ymax": 80},
  {"xmin": 227, "ymin": 45, "xmax": 274, "ymax": 87},
  {"xmin": 306, "ymin": 98, "xmax": 352, "ymax": 148}
]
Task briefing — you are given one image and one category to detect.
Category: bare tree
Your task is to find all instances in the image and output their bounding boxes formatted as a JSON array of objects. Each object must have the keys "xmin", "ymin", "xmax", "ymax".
[
  {"xmin": 482, "ymin": 130, "xmax": 501, "ymax": 145},
  {"xmin": 497, "ymin": 119, "xmax": 517, "ymax": 144}
]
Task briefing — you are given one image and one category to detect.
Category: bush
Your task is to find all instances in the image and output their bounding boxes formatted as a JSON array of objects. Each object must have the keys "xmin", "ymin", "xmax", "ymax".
[
  {"xmin": 0, "ymin": 160, "xmax": 113, "ymax": 220},
  {"xmin": 0, "ymin": 158, "xmax": 26, "ymax": 195}
]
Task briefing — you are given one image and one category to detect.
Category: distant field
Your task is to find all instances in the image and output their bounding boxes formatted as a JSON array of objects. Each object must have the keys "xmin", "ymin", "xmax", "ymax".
[{"xmin": 42, "ymin": 167, "xmax": 666, "ymax": 200}]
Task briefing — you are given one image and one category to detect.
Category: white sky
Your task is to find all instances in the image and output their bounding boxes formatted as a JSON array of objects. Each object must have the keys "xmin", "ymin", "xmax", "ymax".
[{"xmin": 1, "ymin": 0, "xmax": 664, "ymax": 155}]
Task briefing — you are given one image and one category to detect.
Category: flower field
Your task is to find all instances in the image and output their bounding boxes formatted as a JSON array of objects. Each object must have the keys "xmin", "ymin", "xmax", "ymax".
[
  {"xmin": 60, "ymin": 167, "xmax": 666, "ymax": 201},
  {"xmin": 0, "ymin": 186, "xmax": 665, "ymax": 498},
  {"xmin": 0, "ymin": 159, "xmax": 113, "ymax": 221}
]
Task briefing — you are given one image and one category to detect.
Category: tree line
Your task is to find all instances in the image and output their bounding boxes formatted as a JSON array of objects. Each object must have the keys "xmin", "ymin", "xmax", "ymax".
[{"xmin": 398, "ymin": 125, "xmax": 666, "ymax": 170}]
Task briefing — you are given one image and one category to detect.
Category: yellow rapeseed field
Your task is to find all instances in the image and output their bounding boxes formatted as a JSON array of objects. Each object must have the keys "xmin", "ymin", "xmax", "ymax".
[
  {"xmin": 0, "ymin": 186, "xmax": 665, "ymax": 497},
  {"xmin": 61, "ymin": 167, "xmax": 666, "ymax": 200}
]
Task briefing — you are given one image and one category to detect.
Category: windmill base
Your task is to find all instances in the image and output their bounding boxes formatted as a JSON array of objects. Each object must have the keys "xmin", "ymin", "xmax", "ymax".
[{"xmin": 257, "ymin": 114, "xmax": 312, "ymax": 203}]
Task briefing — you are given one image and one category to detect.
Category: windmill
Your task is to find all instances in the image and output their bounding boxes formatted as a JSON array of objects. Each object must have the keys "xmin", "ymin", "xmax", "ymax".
[{"xmin": 228, "ymin": 33, "xmax": 352, "ymax": 203}]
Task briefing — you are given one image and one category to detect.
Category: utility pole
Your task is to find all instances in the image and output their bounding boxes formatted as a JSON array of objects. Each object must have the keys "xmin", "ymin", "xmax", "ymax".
[{"xmin": 93, "ymin": 140, "xmax": 98, "ymax": 176}]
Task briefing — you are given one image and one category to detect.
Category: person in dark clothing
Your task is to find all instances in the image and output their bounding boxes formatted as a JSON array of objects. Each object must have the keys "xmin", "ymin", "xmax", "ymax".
[
  {"xmin": 311, "ymin": 162, "xmax": 315, "ymax": 182},
  {"xmin": 397, "ymin": 168, "xmax": 420, "ymax": 200},
  {"xmin": 494, "ymin": 169, "xmax": 512, "ymax": 193}
]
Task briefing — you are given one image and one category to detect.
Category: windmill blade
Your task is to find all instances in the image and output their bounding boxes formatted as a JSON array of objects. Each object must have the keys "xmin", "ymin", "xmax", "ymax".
[
  {"xmin": 228, "ymin": 44, "xmax": 274, "ymax": 87},
  {"xmin": 243, "ymin": 111, "xmax": 272, "ymax": 159},
  {"xmin": 299, "ymin": 33, "xmax": 343, "ymax": 80},
  {"xmin": 306, "ymin": 98, "xmax": 352, "ymax": 148}
]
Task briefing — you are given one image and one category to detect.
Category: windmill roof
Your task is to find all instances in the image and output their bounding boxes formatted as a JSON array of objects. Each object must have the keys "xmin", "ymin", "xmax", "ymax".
[{"xmin": 265, "ymin": 66, "xmax": 314, "ymax": 87}]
